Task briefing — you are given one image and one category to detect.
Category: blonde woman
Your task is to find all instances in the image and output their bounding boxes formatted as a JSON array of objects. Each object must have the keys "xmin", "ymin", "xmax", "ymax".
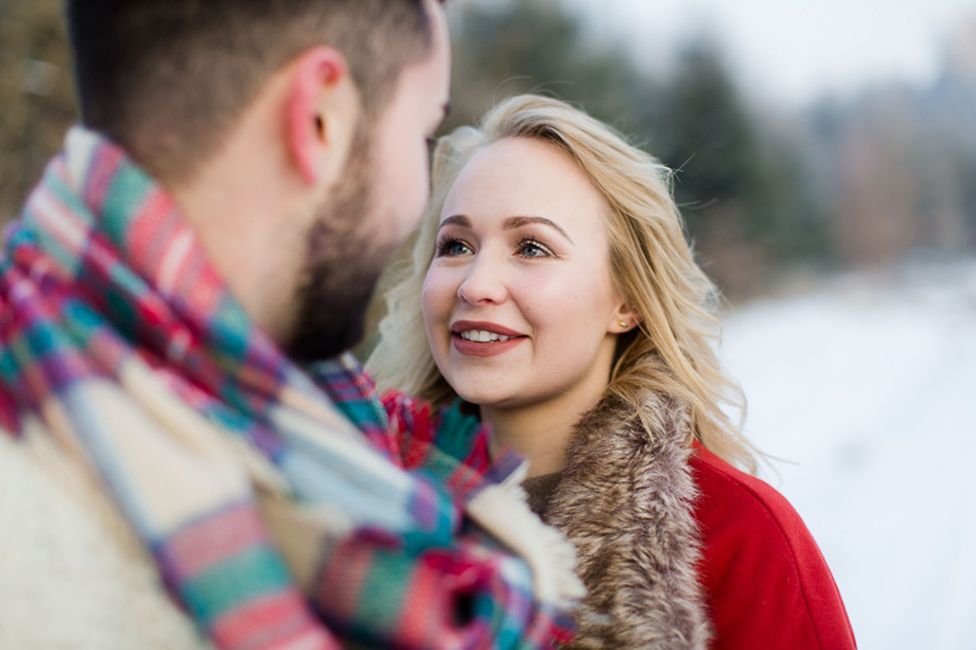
[{"xmin": 368, "ymin": 95, "xmax": 856, "ymax": 649}]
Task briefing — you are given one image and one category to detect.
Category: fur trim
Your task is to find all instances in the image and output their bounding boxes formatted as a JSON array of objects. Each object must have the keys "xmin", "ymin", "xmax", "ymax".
[
  {"xmin": 467, "ymin": 459, "xmax": 586, "ymax": 607},
  {"xmin": 542, "ymin": 392, "xmax": 711, "ymax": 649}
]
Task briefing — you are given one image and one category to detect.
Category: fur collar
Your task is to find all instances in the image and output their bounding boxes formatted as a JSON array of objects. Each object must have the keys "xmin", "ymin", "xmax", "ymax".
[{"xmin": 538, "ymin": 392, "xmax": 711, "ymax": 649}]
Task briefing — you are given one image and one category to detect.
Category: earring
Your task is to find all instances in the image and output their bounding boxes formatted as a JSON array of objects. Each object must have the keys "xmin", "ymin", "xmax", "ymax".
[{"xmin": 618, "ymin": 320, "xmax": 629, "ymax": 328}]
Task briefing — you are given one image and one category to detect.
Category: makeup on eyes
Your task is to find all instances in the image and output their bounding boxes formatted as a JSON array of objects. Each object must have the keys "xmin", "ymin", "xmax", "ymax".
[
  {"xmin": 434, "ymin": 215, "xmax": 569, "ymax": 261},
  {"xmin": 434, "ymin": 233, "xmax": 558, "ymax": 259}
]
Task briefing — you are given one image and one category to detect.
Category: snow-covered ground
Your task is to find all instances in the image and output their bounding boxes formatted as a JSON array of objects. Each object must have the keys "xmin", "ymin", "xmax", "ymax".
[{"xmin": 720, "ymin": 260, "xmax": 976, "ymax": 650}]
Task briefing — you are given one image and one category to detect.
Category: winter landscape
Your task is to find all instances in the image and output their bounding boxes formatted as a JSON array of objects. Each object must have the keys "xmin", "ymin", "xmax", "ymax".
[{"xmin": 721, "ymin": 260, "xmax": 976, "ymax": 649}]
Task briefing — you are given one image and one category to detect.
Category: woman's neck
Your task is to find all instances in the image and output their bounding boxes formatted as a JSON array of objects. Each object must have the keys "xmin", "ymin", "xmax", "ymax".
[
  {"xmin": 482, "ymin": 406, "xmax": 574, "ymax": 478},
  {"xmin": 481, "ymin": 369, "xmax": 611, "ymax": 479}
]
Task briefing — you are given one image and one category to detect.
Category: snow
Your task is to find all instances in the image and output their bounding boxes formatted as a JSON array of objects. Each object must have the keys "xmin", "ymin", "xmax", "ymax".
[{"xmin": 719, "ymin": 260, "xmax": 976, "ymax": 649}]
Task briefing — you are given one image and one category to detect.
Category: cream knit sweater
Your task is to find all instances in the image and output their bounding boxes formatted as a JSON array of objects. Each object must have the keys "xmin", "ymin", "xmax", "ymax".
[{"xmin": 0, "ymin": 427, "xmax": 210, "ymax": 650}]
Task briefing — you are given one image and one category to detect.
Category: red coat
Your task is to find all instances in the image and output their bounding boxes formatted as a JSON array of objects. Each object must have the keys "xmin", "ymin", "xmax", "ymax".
[
  {"xmin": 516, "ymin": 391, "xmax": 857, "ymax": 648},
  {"xmin": 691, "ymin": 442, "xmax": 857, "ymax": 649}
]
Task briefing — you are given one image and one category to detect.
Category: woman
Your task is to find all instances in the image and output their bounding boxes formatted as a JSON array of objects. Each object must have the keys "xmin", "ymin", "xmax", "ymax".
[{"xmin": 368, "ymin": 95, "xmax": 856, "ymax": 649}]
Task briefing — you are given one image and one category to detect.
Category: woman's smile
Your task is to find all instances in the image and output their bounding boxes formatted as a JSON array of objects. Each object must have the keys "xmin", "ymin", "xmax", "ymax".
[{"xmin": 450, "ymin": 319, "xmax": 528, "ymax": 357}]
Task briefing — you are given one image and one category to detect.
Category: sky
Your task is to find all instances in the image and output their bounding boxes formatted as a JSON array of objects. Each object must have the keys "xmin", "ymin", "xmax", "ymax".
[{"xmin": 565, "ymin": 0, "xmax": 976, "ymax": 106}]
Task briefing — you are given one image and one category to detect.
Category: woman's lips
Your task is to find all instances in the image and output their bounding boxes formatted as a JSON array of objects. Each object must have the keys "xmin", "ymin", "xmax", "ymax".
[
  {"xmin": 450, "ymin": 320, "xmax": 528, "ymax": 357},
  {"xmin": 451, "ymin": 332, "xmax": 527, "ymax": 357},
  {"xmin": 450, "ymin": 320, "xmax": 525, "ymax": 338}
]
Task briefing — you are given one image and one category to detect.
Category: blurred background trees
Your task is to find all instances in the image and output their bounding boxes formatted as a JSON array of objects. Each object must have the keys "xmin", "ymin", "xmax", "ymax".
[
  {"xmin": 443, "ymin": 0, "xmax": 976, "ymax": 296},
  {"xmin": 0, "ymin": 0, "xmax": 75, "ymax": 224},
  {"xmin": 2, "ymin": 0, "xmax": 974, "ymax": 298}
]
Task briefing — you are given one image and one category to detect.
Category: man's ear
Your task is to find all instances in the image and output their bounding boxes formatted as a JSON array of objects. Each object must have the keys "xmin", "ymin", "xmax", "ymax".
[
  {"xmin": 284, "ymin": 46, "xmax": 355, "ymax": 186},
  {"xmin": 608, "ymin": 301, "xmax": 640, "ymax": 334}
]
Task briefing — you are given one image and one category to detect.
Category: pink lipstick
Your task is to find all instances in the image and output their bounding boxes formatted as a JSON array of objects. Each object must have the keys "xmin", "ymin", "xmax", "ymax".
[{"xmin": 450, "ymin": 320, "xmax": 528, "ymax": 357}]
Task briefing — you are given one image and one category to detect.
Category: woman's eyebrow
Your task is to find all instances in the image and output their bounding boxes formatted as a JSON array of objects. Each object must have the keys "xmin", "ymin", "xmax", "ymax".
[
  {"xmin": 503, "ymin": 216, "xmax": 574, "ymax": 244},
  {"xmin": 437, "ymin": 214, "xmax": 574, "ymax": 245},
  {"xmin": 437, "ymin": 214, "xmax": 472, "ymax": 230}
]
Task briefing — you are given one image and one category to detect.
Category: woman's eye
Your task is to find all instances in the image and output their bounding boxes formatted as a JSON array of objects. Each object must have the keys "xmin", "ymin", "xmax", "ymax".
[
  {"xmin": 436, "ymin": 238, "xmax": 472, "ymax": 257},
  {"xmin": 517, "ymin": 239, "xmax": 553, "ymax": 258}
]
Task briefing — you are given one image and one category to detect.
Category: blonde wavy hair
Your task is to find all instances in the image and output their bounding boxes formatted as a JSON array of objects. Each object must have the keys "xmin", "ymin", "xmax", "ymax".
[{"xmin": 367, "ymin": 94, "xmax": 757, "ymax": 472}]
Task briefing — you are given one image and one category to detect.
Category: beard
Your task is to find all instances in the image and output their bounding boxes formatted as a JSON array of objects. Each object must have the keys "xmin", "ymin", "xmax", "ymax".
[{"xmin": 285, "ymin": 125, "xmax": 399, "ymax": 363}]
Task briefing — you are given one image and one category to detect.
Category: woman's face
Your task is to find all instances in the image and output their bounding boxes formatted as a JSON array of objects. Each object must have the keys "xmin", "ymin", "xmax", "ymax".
[{"xmin": 422, "ymin": 137, "xmax": 632, "ymax": 410}]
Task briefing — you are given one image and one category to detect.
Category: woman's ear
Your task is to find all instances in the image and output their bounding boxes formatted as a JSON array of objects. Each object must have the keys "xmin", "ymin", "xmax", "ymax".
[
  {"xmin": 283, "ymin": 46, "xmax": 355, "ymax": 186},
  {"xmin": 608, "ymin": 302, "xmax": 640, "ymax": 334}
]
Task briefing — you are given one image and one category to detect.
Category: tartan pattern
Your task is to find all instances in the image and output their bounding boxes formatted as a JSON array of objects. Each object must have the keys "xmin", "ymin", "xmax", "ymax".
[{"xmin": 0, "ymin": 128, "xmax": 574, "ymax": 649}]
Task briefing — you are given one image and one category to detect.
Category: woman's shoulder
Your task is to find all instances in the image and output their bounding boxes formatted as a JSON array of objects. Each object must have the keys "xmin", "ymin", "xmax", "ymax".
[
  {"xmin": 690, "ymin": 443, "xmax": 813, "ymax": 542},
  {"xmin": 689, "ymin": 443, "xmax": 857, "ymax": 649}
]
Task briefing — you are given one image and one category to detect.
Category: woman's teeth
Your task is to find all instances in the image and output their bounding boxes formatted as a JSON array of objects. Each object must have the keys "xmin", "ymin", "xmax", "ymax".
[{"xmin": 459, "ymin": 330, "xmax": 513, "ymax": 343}]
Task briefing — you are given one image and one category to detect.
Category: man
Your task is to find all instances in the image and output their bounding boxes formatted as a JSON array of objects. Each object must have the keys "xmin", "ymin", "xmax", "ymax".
[{"xmin": 0, "ymin": 1, "xmax": 581, "ymax": 648}]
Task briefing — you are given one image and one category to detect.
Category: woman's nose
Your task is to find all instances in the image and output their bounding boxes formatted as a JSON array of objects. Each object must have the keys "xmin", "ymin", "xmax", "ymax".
[{"xmin": 457, "ymin": 255, "xmax": 507, "ymax": 305}]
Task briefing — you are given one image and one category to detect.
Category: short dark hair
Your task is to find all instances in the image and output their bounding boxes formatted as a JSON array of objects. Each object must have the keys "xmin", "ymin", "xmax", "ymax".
[{"xmin": 65, "ymin": 0, "xmax": 441, "ymax": 183}]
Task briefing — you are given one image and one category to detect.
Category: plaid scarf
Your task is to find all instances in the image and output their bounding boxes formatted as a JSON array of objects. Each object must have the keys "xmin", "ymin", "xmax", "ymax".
[{"xmin": 0, "ymin": 128, "xmax": 580, "ymax": 649}]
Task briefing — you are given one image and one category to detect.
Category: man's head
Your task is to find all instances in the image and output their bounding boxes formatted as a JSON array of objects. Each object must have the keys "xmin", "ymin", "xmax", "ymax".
[{"xmin": 65, "ymin": 0, "xmax": 451, "ymax": 360}]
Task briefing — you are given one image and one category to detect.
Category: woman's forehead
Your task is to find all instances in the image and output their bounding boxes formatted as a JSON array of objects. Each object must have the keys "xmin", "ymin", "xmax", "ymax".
[{"xmin": 441, "ymin": 138, "xmax": 610, "ymax": 235}]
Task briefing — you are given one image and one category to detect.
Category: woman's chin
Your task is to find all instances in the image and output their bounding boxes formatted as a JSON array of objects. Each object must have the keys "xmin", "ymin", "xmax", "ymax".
[
  {"xmin": 452, "ymin": 384, "xmax": 521, "ymax": 412},
  {"xmin": 454, "ymin": 390, "xmax": 503, "ymax": 410}
]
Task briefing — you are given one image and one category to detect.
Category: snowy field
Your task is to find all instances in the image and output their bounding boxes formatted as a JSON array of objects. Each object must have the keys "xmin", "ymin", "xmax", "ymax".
[{"xmin": 720, "ymin": 260, "xmax": 976, "ymax": 649}]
